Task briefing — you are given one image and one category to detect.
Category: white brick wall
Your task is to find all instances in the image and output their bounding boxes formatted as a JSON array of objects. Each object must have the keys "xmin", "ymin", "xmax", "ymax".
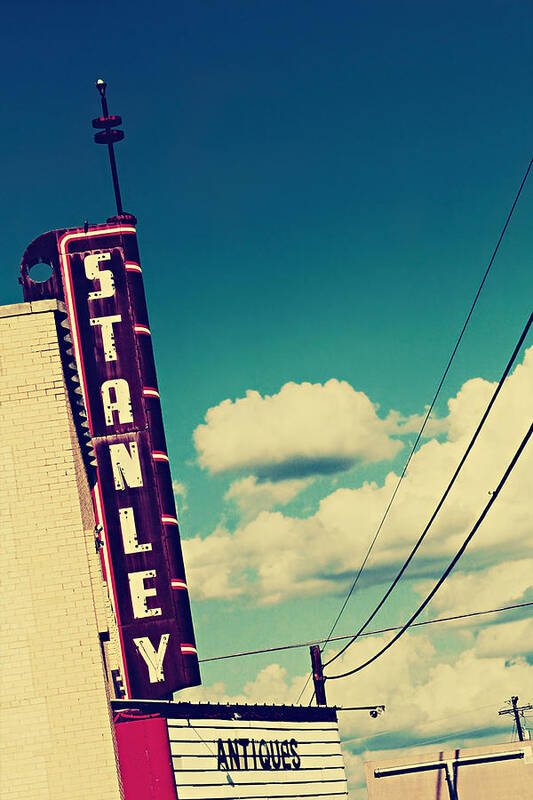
[{"xmin": 0, "ymin": 301, "xmax": 123, "ymax": 800}]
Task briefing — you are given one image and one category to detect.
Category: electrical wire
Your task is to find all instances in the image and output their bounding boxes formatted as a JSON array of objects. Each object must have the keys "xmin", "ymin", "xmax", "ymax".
[
  {"xmin": 384, "ymin": 723, "xmax": 500, "ymax": 752},
  {"xmin": 295, "ymin": 672, "xmax": 314, "ymax": 705},
  {"xmin": 198, "ymin": 600, "xmax": 533, "ymax": 663},
  {"xmin": 326, "ymin": 422, "xmax": 532, "ymax": 680},
  {"xmin": 324, "ymin": 312, "xmax": 532, "ymax": 668},
  {"xmin": 315, "ymin": 155, "xmax": 533, "ymax": 664},
  {"xmin": 188, "ymin": 721, "xmax": 217, "ymax": 757}
]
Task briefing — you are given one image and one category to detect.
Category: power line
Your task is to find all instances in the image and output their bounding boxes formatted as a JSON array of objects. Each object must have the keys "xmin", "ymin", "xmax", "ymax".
[
  {"xmin": 295, "ymin": 672, "xmax": 314, "ymax": 706},
  {"xmin": 324, "ymin": 312, "xmax": 532, "ymax": 668},
  {"xmin": 326, "ymin": 422, "xmax": 532, "ymax": 681},
  {"xmin": 294, "ymin": 156, "xmax": 532, "ymax": 704},
  {"xmin": 379, "ymin": 722, "xmax": 500, "ymax": 753},
  {"xmin": 198, "ymin": 600, "xmax": 533, "ymax": 663},
  {"xmin": 314, "ymin": 155, "xmax": 533, "ymax": 664}
]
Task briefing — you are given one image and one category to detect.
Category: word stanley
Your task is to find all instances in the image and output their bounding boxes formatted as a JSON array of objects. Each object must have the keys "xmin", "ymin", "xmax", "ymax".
[{"xmin": 21, "ymin": 222, "xmax": 200, "ymax": 699}]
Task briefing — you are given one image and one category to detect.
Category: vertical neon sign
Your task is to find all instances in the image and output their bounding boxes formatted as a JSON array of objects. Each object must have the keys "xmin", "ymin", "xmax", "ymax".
[{"xmin": 20, "ymin": 83, "xmax": 200, "ymax": 698}]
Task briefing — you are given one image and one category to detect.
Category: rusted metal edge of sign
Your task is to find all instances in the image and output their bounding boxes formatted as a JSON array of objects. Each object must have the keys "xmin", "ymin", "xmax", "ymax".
[
  {"xmin": 20, "ymin": 220, "xmax": 201, "ymax": 700},
  {"xmin": 111, "ymin": 700, "xmax": 340, "ymax": 723}
]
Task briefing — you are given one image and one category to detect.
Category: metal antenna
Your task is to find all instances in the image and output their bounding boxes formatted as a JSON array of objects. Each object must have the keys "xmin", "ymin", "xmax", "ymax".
[{"xmin": 92, "ymin": 79, "xmax": 136, "ymax": 224}]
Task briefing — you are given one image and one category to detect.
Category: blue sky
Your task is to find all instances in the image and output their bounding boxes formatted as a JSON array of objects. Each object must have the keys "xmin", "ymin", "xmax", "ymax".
[{"xmin": 1, "ymin": 1, "xmax": 532, "ymax": 796}]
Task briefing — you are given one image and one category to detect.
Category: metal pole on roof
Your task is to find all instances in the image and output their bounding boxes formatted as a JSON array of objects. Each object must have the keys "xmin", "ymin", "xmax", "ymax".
[{"xmin": 92, "ymin": 79, "xmax": 136, "ymax": 223}]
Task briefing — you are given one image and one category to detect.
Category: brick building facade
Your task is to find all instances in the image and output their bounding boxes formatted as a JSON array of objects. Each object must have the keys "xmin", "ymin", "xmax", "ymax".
[
  {"xmin": 0, "ymin": 300, "xmax": 123, "ymax": 799},
  {"xmin": 0, "ymin": 298, "xmax": 349, "ymax": 800}
]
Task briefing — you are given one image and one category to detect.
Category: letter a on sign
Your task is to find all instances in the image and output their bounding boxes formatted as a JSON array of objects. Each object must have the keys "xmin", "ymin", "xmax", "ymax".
[{"xmin": 101, "ymin": 379, "xmax": 133, "ymax": 427}]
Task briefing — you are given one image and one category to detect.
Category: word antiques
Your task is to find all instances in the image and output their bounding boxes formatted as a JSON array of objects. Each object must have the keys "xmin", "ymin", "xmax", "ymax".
[{"xmin": 217, "ymin": 738, "xmax": 302, "ymax": 771}]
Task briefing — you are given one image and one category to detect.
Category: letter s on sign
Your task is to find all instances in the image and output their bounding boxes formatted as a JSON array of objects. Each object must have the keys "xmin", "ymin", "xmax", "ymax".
[
  {"xmin": 84, "ymin": 252, "xmax": 115, "ymax": 300},
  {"xmin": 289, "ymin": 738, "xmax": 301, "ymax": 769}
]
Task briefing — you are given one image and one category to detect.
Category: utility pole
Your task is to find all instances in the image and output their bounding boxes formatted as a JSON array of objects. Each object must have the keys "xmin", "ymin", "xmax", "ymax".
[
  {"xmin": 512, "ymin": 696, "xmax": 524, "ymax": 742},
  {"xmin": 308, "ymin": 647, "xmax": 385, "ymax": 719},
  {"xmin": 498, "ymin": 696, "xmax": 533, "ymax": 741},
  {"xmin": 310, "ymin": 645, "xmax": 327, "ymax": 706}
]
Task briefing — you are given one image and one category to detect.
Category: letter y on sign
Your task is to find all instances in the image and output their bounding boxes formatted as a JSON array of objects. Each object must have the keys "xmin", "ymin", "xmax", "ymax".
[{"xmin": 133, "ymin": 634, "xmax": 170, "ymax": 683}]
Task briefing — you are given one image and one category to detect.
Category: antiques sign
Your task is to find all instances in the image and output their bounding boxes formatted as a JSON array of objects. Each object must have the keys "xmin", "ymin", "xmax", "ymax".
[{"xmin": 165, "ymin": 707, "xmax": 348, "ymax": 799}]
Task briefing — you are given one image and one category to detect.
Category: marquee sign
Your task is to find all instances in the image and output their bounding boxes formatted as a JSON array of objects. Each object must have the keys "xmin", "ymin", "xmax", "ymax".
[
  {"xmin": 20, "ymin": 221, "xmax": 200, "ymax": 699},
  {"xmin": 113, "ymin": 701, "xmax": 348, "ymax": 800},
  {"xmin": 166, "ymin": 717, "xmax": 347, "ymax": 798}
]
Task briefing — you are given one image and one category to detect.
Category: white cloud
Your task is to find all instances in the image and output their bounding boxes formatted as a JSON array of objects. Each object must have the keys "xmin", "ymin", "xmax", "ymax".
[
  {"xmin": 179, "ymin": 662, "xmax": 305, "ymax": 706},
  {"xmin": 185, "ymin": 526, "xmax": 244, "ymax": 601},
  {"xmin": 181, "ymin": 624, "xmax": 533, "ymax": 797},
  {"xmin": 181, "ymin": 349, "xmax": 533, "ymax": 799},
  {"xmin": 194, "ymin": 379, "xmax": 404, "ymax": 480},
  {"xmin": 225, "ymin": 476, "xmax": 311, "ymax": 522},
  {"xmin": 172, "ymin": 480, "xmax": 188, "ymax": 512},
  {"xmin": 185, "ymin": 347, "xmax": 533, "ymax": 605},
  {"xmin": 384, "ymin": 407, "xmax": 449, "ymax": 438},
  {"xmin": 475, "ymin": 617, "xmax": 533, "ymax": 658},
  {"xmin": 415, "ymin": 560, "xmax": 533, "ymax": 621}
]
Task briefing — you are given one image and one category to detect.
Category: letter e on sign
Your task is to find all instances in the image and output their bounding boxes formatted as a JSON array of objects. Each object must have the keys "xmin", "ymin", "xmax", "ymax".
[{"xmin": 129, "ymin": 570, "xmax": 162, "ymax": 618}]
